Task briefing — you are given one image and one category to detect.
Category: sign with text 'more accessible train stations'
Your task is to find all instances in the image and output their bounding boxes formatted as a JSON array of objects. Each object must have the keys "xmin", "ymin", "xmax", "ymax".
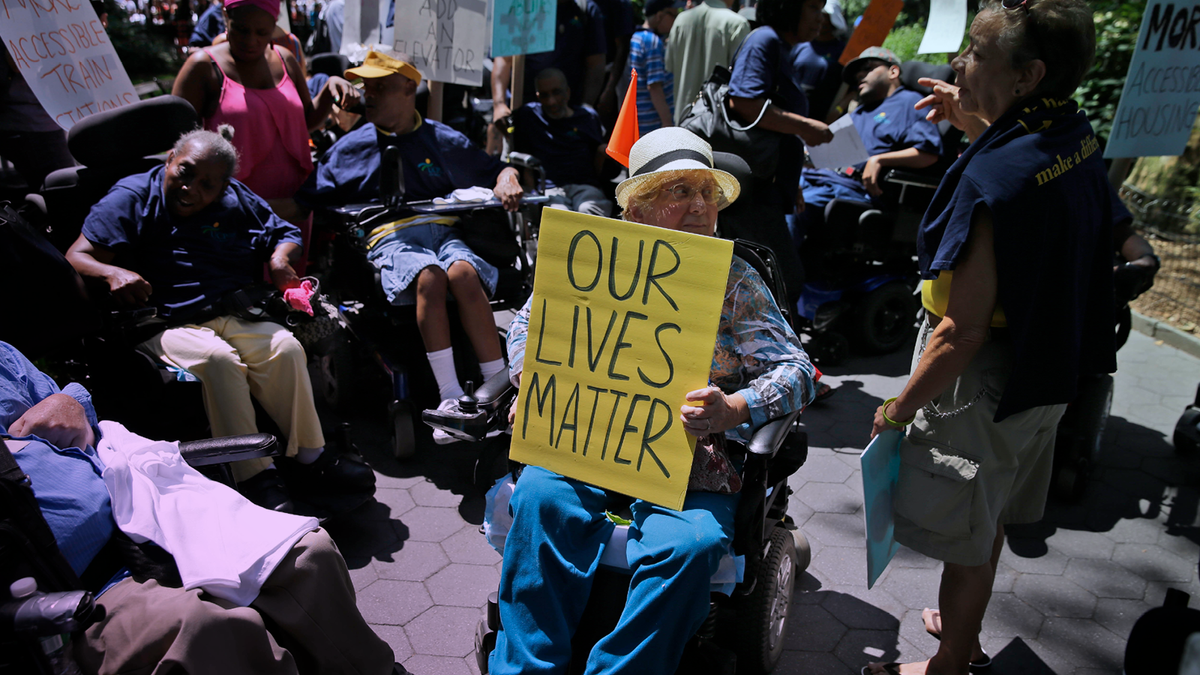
[
  {"xmin": 0, "ymin": 0, "xmax": 137, "ymax": 130},
  {"xmin": 510, "ymin": 210, "xmax": 733, "ymax": 511}
]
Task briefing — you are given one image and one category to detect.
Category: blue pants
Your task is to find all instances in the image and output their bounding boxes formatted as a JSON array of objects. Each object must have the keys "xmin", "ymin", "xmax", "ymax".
[
  {"xmin": 490, "ymin": 466, "xmax": 739, "ymax": 675},
  {"xmin": 787, "ymin": 177, "xmax": 873, "ymax": 252}
]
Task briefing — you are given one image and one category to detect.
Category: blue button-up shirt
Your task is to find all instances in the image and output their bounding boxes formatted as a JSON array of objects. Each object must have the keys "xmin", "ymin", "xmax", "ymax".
[{"xmin": 1, "ymin": 342, "xmax": 113, "ymax": 575}]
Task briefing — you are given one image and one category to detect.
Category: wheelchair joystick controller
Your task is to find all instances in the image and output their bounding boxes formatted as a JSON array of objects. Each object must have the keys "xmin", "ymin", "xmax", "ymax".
[{"xmin": 458, "ymin": 381, "xmax": 479, "ymax": 414}]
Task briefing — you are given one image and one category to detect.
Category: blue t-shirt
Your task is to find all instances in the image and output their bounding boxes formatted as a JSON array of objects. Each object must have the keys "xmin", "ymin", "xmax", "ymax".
[
  {"xmin": 802, "ymin": 87, "xmax": 944, "ymax": 196},
  {"xmin": 300, "ymin": 116, "xmax": 507, "ymax": 207},
  {"xmin": 512, "ymin": 102, "xmax": 605, "ymax": 189},
  {"xmin": 81, "ymin": 166, "xmax": 303, "ymax": 321},
  {"xmin": 523, "ymin": 0, "xmax": 608, "ymax": 106},
  {"xmin": 593, "ymin": 0, "xmax": 634, "ymax": 63},
  {"xmin": 918, "ymin": 99, "xmax": 1116, "ymax": 421},
  {"xmin": 629, "ymin": 28, "xmax": 673, "ymax": 133},
  {"xmin": 790, "ymin": 42, "xmax": 827, "ymax": 102},
  {"xmin": 729, "ymin": 26, "xmax": 807, "ymax": 118},
  {"xmin": 728, "ymin": 26, "xmax": 807, "ymax": 207}
]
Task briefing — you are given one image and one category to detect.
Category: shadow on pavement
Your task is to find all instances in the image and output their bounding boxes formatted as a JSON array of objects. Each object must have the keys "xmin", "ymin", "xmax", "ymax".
[
  {"xmin": 1007, "ymin": 414, "xmax": 1200, "ymax": 556},
  {"xmin": 784, "ymin": 572, "xmax": 904, "ymax": 670}
]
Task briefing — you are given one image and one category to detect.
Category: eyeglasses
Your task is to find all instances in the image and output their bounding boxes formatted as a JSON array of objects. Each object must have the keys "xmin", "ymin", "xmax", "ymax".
[
  {"xmin": 1001, "ymin": 0, "xmax": 1029, "ymax": 11},
  {"xmin": 660, "ymin": 182, "xmax": 722, "ymax": 204}
]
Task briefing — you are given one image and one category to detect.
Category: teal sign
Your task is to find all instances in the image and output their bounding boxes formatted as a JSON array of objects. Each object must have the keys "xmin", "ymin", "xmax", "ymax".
[{"xmin": 491, "ymin": 0, "xmax": 556, "ymax": 58}]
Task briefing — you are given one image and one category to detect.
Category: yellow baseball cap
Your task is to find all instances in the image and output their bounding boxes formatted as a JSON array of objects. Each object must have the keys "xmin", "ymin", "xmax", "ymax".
[{"xmin": 345, "ymin": 51, "xmax": 423, "ymax": 86}]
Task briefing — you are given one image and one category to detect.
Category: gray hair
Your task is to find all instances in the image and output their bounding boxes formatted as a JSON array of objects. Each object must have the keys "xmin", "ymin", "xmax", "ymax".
[
  {"xmin": 172, "ymin": 125, "xmax": 240, "ymax": 180},
  {"xmin": 980, "ymin": 0, "xmax": 1095, "ymax": 101}
]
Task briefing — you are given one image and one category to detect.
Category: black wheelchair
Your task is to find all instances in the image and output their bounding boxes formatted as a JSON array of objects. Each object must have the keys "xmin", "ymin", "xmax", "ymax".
[
  {"xmin": 796, "ymin": 61, "xmax": 963, "ymax": 365},
  {"xmin": 6, "ymin": 96, "xmax": 375, "ymax": 518},
  {"xmin": 306, "ymin": 147, "xmax": 548, "ymax": 459},
  {"xmin": 0, "ymin": 432, "xmax": 281, "ymax": 675},
  {"xmin": 425, "ymin": 240, "xmax": 815, "ymax": 675}
]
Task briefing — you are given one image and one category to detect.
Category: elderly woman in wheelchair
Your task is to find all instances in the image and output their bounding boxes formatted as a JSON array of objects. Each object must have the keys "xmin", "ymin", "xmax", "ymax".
[
  {"xmin": 489, "ymin": 128, "xmax": 817, "ymax": 674},
  {"xmin": 65, "ymin": 127, "xmax": 374, "ymax": 513}
]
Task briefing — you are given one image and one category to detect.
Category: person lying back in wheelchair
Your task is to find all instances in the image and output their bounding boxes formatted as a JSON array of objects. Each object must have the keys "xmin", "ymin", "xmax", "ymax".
[
  {"xmin": 289, "ymin": 50, "xmax": 525, "ymax": 444},
  {"xmin": 490, "ymin": 128, "xmax": 817, "ymax": 675},
  {"xmin": 65, "ymin": 127, "xmax": 373, "ymax": 513},
  {"xmin": 0, "ymin": 340, "xmax": 404, "ymax": 675},
  {"xmin": 792, "ymin": 47, "xmax": 943, "ymax": 249}
]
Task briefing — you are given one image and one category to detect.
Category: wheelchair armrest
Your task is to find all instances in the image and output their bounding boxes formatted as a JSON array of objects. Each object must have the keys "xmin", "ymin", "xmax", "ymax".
[
  {"xmin": 883, "ymin": 169, "xmax": 940, "ymax": 189},
  {"xmin": 179, "ymin": 434, "xmax": 280, "ymax": 467},
  {"xmin": 746, "ymin": 409, "xmax": 802, "ymax": 456},
  {"xmin": 23, "ymin": 193, "xmax": 46, "ymax": 217},
  {"xmin": 507, "ymin": 152, "xmax": 542, "ymax": 169},
  {"xmin": 475, "ymin": 368, "xmax": 516, "ymax": 408}
]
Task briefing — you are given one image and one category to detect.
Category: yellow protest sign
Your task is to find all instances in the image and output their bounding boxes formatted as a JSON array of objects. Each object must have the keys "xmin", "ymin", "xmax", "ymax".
[{"xmin": 510, "ymin": 209, "xmax": 733, "ymax": 510}]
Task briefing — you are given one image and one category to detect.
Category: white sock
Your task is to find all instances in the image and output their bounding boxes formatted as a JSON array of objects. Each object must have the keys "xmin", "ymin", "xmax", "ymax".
[
  {"xmin": 479, "ymin": 358, "xmax": 506, "ymax": 384},
  {"xmin": 427, "ymin": 347, "xmax": 464, "ymax": 400},
  {"xmin": 296, "ymin": 446, "xmax": 324, "ymax": 464}
]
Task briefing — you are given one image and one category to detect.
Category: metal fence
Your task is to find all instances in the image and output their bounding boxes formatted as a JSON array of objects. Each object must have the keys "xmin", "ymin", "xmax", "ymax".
[{"xmin": 1121, "ymin": 184, "xmax": 1200, "ymax": 332}]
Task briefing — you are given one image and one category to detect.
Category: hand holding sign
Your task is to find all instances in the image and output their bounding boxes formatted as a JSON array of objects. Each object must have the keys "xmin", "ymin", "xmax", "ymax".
[{"xmin": 510, "ymin": 209, "xmax": 733, "ymax": 510}]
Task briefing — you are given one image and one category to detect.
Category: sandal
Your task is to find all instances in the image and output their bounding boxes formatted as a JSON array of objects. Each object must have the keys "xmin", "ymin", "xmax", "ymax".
[
  {"xmin": 813, "ymin": 382, "xmax": 836, "ymax": 404},
  {"xmin": 922, "ymin": 608, "xmax": 993, "ymax": 669}
]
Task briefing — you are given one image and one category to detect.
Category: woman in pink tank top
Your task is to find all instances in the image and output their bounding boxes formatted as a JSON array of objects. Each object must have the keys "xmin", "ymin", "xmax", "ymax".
[{"xmin": 172, "ymin": 0, "xmax": 358, "ymax": 272}]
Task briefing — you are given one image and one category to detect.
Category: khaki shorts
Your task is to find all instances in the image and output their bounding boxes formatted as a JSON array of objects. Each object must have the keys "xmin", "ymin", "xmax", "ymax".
[{"xmin": 893, "ymin": 320, "xmax": 1067, "ymax": 567}]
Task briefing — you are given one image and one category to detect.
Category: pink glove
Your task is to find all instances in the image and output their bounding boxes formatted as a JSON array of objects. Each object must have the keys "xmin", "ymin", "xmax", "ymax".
[{"xmin": 283, "ymin": 279, "xmax": 316, "ymax": 316}]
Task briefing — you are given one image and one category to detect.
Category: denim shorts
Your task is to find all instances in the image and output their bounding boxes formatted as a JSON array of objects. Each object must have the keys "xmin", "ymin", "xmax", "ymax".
[{"xmin": 368, "ymin": 222, "xmax": 498, "ymax": 306}]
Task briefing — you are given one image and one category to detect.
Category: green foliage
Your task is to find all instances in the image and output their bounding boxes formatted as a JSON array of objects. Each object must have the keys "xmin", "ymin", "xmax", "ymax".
[
  {"xmin": 105, "ymin": 4, "xmax": 183, "ymax": 82},
  {"xmin": 1075, "ymin": 0, "xmax": 1145, "ymax": 148},
  {"xmin": 881, "ymin": 12, "xmax": 963, "ymax": 65}
]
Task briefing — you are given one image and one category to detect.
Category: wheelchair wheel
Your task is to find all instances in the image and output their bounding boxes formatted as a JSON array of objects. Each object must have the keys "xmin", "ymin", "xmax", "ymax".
[
  {"xmin": 808, "ymin": 332, "xmax": 849, "ymax": 366},
  {"xmin": 852, "ymin": 282, "xmax": 917, "ymax": 354},
  {"xmin": 792, "ymin": 528, "xmax": 812, "ymax": 574},
  {"xmin": 390, "ymin": 401, "xmax": 416, "ymax": 460},
  {"xmin": 734, "ymin": 526, "xmax": 797, "ymax": 674},
  {"xmin": 312, "ymin": 339, "xmax": 357, "ymax": 412}
]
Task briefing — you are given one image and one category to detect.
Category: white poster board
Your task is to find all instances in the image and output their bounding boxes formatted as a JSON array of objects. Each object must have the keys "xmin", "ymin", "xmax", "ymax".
[
  {"xmin": 393, "ymin": 0, "xmax": 486, "ymax": 85},
  {"xmin": 0, "ymin": 0, "xmax": 137, "ymax": 130},
  {"xmin": 917, "ymin": 0, "xmax": 966, "ymax": 55},
  {"xmin": 1105, "ymin": 1, "xmax": 1200, "ymax": 158}
]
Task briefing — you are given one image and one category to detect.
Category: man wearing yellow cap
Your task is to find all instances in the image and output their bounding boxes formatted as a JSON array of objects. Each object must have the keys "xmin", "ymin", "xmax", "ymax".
[{"xmin": 295, "ymin": 51, "xmax": 523, "ymax": 443}]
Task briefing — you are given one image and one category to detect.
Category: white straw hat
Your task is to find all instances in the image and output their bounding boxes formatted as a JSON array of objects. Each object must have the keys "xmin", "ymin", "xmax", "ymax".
[{"xmin": 614, "ymin": 128, "xmax": 741, "ymax": 211}]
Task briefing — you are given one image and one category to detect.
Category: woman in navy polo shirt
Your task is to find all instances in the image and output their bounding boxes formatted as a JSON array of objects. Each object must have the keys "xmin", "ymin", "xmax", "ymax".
[{"xmin": 865, "ymin": 2, "xmax": 1114, "ymax": 674}]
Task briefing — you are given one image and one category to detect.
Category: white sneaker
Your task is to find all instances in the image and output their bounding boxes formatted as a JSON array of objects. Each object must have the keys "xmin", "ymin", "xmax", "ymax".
[{"xmin": 431, "ymin": 398, "xmax": 471, "ymax": 445}]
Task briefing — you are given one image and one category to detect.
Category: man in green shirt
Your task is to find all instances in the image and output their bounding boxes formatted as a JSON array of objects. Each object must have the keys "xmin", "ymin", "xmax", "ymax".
[{"xmin": 665, "ymin": 0, "xmax": 751, "ymax": 124}]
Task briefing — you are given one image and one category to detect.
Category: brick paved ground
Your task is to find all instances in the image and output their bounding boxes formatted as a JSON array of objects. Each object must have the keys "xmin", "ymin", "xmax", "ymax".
[{"xmin": 328, "ymin": 329, "xmax": 1200, "ymax": 675}]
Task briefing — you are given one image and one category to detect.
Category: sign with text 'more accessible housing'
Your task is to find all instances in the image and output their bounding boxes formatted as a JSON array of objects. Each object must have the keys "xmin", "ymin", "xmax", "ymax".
[{"xmin": 510, "ymin": 209, "xmax": 732, "ymax": 511}]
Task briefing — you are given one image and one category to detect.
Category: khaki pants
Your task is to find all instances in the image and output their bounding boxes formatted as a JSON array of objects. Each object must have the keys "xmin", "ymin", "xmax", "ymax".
[
  {"xmin": 76, "ymin": 529, "xmax": 394, "ymax": 675},
  {"xmin": 139, "ymin": 316, "xmax": 324, "ymax": 481}
]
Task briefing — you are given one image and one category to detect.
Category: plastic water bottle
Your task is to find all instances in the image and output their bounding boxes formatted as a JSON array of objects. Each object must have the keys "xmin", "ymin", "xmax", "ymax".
[{"xmin": 9, "ymin": 577, "xmax": 86, "ymax": 675}]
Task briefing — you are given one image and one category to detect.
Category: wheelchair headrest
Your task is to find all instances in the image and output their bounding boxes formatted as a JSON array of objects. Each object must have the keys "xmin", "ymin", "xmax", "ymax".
[
  {"xmin": 712, "ymin": 152, "xmax": 753, "ymax": 200},
  {"xmin": 67, "ymin": 96, "xmax": 198, "ymax": 168},
  {"xmin": 309, "ymin": 52, "xmax": 351, "ymax": 78},
  {"xmin": 900, "ymin": 61, "xmax": 955, "ymax": 96}
]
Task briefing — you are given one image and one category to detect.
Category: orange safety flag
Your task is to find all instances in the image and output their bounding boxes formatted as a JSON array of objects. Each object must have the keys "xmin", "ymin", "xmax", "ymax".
[{"xmin": 606, "ymin": 68, "xmax": 640, "ymax": 167}]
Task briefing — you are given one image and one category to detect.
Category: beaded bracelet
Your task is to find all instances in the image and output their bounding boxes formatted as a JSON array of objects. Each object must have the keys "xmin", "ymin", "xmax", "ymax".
[{"xmin": 882, "ymin": 397, "xmax": 916, "ymax": 428}]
